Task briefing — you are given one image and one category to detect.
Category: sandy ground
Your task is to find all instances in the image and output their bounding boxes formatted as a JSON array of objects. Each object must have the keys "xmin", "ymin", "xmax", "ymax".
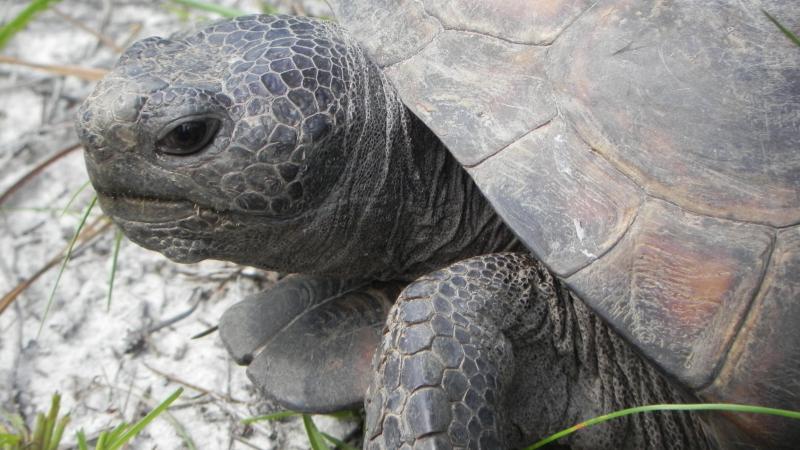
[{"xmin": 0, "ymin": 1, "xmax": 360, "ymax": 448}]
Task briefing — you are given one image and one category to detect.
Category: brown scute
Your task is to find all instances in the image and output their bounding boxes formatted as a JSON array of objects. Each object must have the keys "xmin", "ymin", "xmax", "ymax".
[
  {"xmin": 468, "ymin": 117, "xmax": 641, "ymax": 276},
  {"xmin": 568, "ymin": 200, "xmax": 773, "ymax": 389},
  {"xmin": 325, "ymin": 0, "xmax": 441, "ymax": 67},
  {"xmin": 632, "ymin": 237, "xmax": 734, "ymax": 308},
  {"xmin": 385, "ymin": 30, "xmax": 555, "ymax": 166},
  {"xmin": 421, "ymin": 0, "xmax": 594, "ymax": 44},
  {"xmin": 549, "ymin": 1, "xmax": 800, "ymax": 226},
  {"xmin": 700, "ymin": 226, "xmax": 800, "ymax": 449}
]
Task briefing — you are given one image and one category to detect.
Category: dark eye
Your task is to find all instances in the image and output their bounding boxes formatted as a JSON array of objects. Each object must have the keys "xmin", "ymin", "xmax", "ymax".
[{"xmin": 157, "ymin": 119, "xmax": 220, "ymax": 155}]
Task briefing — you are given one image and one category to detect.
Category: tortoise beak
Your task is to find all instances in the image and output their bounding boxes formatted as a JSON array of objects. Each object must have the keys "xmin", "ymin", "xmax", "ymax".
[{"xmin": 96, "ymin": 193, "xmax": 194, "ymax": 224}]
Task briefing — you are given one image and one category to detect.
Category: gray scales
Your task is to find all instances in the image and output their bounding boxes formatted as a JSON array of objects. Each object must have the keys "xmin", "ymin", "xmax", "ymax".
[{"xmin": 74, "ymin": 1, "xmax": 800, "ymax": 449}]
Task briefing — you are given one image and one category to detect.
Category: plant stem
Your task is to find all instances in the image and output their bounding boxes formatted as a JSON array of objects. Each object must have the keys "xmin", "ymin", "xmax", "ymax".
[{"xmin": 526, "ymin": 403, "xmax": 800, "ymax": 449}]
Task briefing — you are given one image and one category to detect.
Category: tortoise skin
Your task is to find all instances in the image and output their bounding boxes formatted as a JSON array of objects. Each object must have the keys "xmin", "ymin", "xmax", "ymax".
[
  {"xmin": 328, "ymin": 0, "xmax": 800, "ymax": 447},
  {"xmin": 218, "ymin": 276, "xmax": 399, "ymax": 412},
  {"xmin": 366, "ymin": 253, "xmax": 710, "ymax": 449}
]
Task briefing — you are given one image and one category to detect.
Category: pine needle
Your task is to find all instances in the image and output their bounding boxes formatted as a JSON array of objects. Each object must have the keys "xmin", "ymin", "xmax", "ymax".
[
  {"xmin": 763, "ymin": 10, "xmax": 800, "ymax": 47},
  {"xmin": 106, "ymin": 228, "xmax": 123, "ymax": 311},
  {"xmin": 525, "ymin": 403, "xmax": 800, "ymax": 449},
  {"xmin": 37, "ymin": 196, "xmax": 97, "ymax": 337}
]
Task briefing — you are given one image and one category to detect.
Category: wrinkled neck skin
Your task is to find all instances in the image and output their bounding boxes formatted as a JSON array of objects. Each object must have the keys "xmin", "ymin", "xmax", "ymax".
[
  {"xmin": 255, "ymin": 66, "xmax": 517, "ymax": 280},
  {"xmin": 80, "ymin": 16, "xmax": 517, "ymax": 282}
]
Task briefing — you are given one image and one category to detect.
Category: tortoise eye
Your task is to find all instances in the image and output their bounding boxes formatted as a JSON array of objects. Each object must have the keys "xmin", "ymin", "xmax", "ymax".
[{"xmin": 157, "ymin": 119, "xmax": 220, "ymax": 155}]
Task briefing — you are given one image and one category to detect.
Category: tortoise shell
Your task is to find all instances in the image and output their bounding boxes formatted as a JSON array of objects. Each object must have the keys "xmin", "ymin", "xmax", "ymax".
[{"xmin": 328, "ymin": 0, "xmax": 800, "ymax": 447}]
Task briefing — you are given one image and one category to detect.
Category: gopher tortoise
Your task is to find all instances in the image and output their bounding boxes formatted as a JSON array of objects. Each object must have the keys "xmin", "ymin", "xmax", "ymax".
[{"xmin": 76, "ymin": 1, "xmax": 799, "ymax": 448}]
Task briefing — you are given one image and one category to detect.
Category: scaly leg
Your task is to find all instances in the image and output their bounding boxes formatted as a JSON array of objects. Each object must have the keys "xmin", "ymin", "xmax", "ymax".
[{"xmin": 365, "ymin": 253, "xmax": 711, "ymax": 449}]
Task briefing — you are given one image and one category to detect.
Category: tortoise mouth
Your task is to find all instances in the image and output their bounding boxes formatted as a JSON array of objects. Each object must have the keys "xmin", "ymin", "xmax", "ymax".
[{"xmin": 96, "ymin": 192, "xmax": 195, "ymax": 224}]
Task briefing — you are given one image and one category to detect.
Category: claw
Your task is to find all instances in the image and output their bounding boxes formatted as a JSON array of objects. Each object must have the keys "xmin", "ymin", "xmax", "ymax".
[{"xmin": 220, "ymin": 275, "xmax": 400, "ymax": 412}]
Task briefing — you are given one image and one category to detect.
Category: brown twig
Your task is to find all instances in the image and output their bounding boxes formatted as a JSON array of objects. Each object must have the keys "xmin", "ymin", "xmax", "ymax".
[
  {"xmin": 51, "ymin": 7, "xmax": 123, "ymax": 52},
  {"xmin": 142, "ymin": 362, "xmax": 245, "ymax": 404},
  {"xmin": 147, "ymin": 288, "xmax": 204, "ymax": 334},
  {"xmin": 0, "ymin": 55, "xmax": 108, "ymax": 81},
  {"xmin": 0, "ymin": 218, "xmax": 112, "ymax": 315},
  {"xmin": 119, "ymin": 22, "xmax": 144, "ymax": 50},
  {"xmin": 289, "ymin": 2, "xmax": 307, "ymax": 16},
  {"xmin": 0, "ymin": 143, "xmax": 82, "ymax": 206}
]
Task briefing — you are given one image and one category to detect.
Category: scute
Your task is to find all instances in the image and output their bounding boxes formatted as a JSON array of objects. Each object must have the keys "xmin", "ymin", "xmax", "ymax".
[
  {"xmin": 420, "ymin": 0, "xmax": 594, "ymax": 44},
  {"xmin": 384, "ymin": 30, "xmax": 556, "ymax": 166},
  {"xmin": 326, "ymin": 0, "xmax": 440, "ymax": 67},
  {"xmin": 700, "ymin": 226, "xmax": 800, "ymax": 449},
  {"xmin": 548, "ymin": 0, "xmax": 800, "ymax": 226},
  {"xmin": 567, "ymin": 200, "xmax": 774, "ymax": 389},
  {"xmin": 468, "ymin": 117, "xmax": 641, "ymax": 275}
]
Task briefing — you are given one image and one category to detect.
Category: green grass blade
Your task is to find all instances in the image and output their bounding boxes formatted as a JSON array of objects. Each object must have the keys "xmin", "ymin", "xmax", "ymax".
[
  {"xmin": 31, "ymin": 413, "xmax": 45, "ymax": 447},
  {"xmin": 525, "ymin": 403, "xmax": 800, "ymax": 449},
  {"xmin": 762, "ymin": 10, "xmax": 800, "ymax": 47},
  {"xmin": 96, "ymin": 429, "xmax": 109, "ymax": 450},
  {"xmin": 169, "ymin": 0, "xmax": 247, "ymax": 17},
  {"xmin": 106, "ymin": 228, "xmax": 123, "ymax": 311},
  {"xmin": 258, "ymin": 2, "xmax": 277, "ymax": 14},
  {"xmin": 0, "ymin": 434, "xmax": 20, "ymax": 446},
  {"xmin": 2, "ymin": 413, "xmax": 27, "ymax": 438},
  {"xmin": 105, "ymin": 387, "xmax": 183, "ymax": 450},
  {"xmin": 241, "ymin": 411, "xmax": 300, "ymax": 424},
  {"xmin": 102, "ymin": 423, "xmax": 129, "ymax": 447},
  {"xmin": 76, "ymin": 430, "xmax": 89, "ymax": 450},
  {"xmin": 60, "ymin": 181, "xmax": 92, "ymax": 217},
  {"xmin": 0, "ymin": 0, "xmax": 63, "ymax": 49},
  {"xmin": 49, "ymin": 415, "xmax": 69, "ymax": 450},
  {"xmin": 320, "ymin": 432, "xmax": 358, "ymax": 450},
  {"xmin": 302, "ymin": 415, "xmax": 331, "ymax": 450},
  {"xmin": 41, "ymin": 393, "xmax": 60, "ymax": 450},
  {"xmin": 37, "ymin": 195, "xmax": 97, "ymax": 338}
]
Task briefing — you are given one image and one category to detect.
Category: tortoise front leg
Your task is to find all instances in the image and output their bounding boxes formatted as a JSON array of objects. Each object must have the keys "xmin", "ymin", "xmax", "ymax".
[
  {"xmin": 220, "ymin": 275, "xmax": 401, "ymax": 413},
  {"xmin": 364, "ymin": 253, "xmax": 527, "ymax": 449},
  {"xmin": 364, "ymin": 253, "xmax": 711, "ymax": 449}
]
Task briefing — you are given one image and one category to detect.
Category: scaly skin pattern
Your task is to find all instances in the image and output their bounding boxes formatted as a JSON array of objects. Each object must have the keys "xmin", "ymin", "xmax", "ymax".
[
  {"xmin": 77, "ymin": 15, "xmax": 512, "ymax": 280},
  {"xmin": 366, "ymin": 253, "xmax": 711, "ymax": 449},
  {"xmin": 77, "ymin": 16, "xmax": 716, "ymax": 449}
]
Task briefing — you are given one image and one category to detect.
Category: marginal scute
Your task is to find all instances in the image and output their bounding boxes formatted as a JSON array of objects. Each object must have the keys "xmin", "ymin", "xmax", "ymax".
[
  {"xmin": 385, "ymin": 31, "xmax": 556, "ymax": 166},
  {"xmin": 568, "ymin": 200, "xmax": 774, "ymax": 389},
  {"xmin": 422, "ymin": 0, "xmax": 594, "ymax": 44},
  {"xmin": 326, "ymin": 0, "xmax": 441, "ymax": 67},
  {"xmin": 549, "ymin": 0, "xmax": 800, "ymax": 226},
  {"xmin": 700, "ymin": 226, "xmax": 800, "ymax": 449},
  {"xmin": 468, "ymin": 118, "xmax": 642, "ymax": 276}
]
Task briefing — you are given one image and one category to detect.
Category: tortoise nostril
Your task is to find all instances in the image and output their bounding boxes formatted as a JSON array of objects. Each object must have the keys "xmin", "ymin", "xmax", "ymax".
[{"xmin": 111, "ymin": 93, "xmax": 147, "ymax": 123}]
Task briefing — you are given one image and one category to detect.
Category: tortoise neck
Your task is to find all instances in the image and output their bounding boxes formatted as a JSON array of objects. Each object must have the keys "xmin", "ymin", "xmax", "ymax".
[
  {"xmin": 391, "ymin": 111, "xmax": 520, "ymax": 278},
  {"xmin": 308, "ymin": 32, "xmax": 516, "ymax": 280}
]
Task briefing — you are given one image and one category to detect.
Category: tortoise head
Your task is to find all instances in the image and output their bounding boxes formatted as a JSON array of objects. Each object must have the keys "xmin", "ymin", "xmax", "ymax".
[{"xmin": 77, "ymin": 15, "xmax": 396, "ymax": 276}]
